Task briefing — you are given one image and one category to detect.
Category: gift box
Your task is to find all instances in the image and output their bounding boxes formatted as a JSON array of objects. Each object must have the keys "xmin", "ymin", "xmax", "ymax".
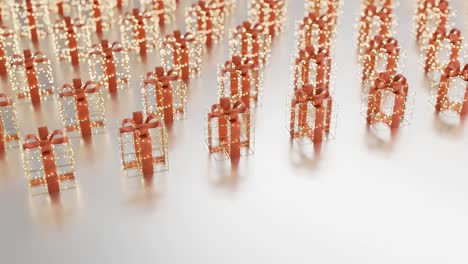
[
  {"xmin": 424, "ymin": 27, "xmax": 461, "ymax": 82},
  {"xmin": 53, "ymin": 0, "xmax": 81, "ymax": 17},
  {"xmin": 121, "ymin": 8, "xmax": 159, "ymax": 56},
  {"xmin": 289, "ymin": 84, "xmax": 335, "ymax": 144},
  {"xmin": 434, "ymin": 61, "xmax": 468, "ymax": 119},
  {"xmin": 295, "ymin": 12, "xmax": 335, "ymax": 52},
  {"xmin": 0, "ymin": 26, "xmax": 19, "ymax": 76},
  {"xmin": 207, "ymin": 97, "xmax": 254, "ymax": 160},
  {"xmin": 0, "ymin": 93, "xmax": 20, "ymax": 151},
  {"xmin": 142, "ymin": 67, "xmax": 187, "ymax": 124},
  {"xmin": 12, "ymin": 0, "xmax": 50, "ymax": 43},
  {"xmin": 79, "ymin": 0, "xmax": 113, "ymax": 34},
  {"xmin": 362, "ymin": 35, "xmax": 400, "ymax": 91},
  {"xmin": 53, "ymin": 16, "xmax": 91, "ymax": 65},
  {"xmin": 365, "ymin": 72, "xmax": 410, "ymax": 130},
  {"xmin": 305, "ymin": 0, "xmax": 340, "ymax": 25},
  {"xmin": 58, "ymin": 78, "xmax": 106, "ymax": 138},
  {"xmin": 416, "ymin": 0, "xmax": 450, "ymax": 47},
  {"xmin": 248, "ymin": 0, "xmax": 286, "ymax": 38},
  {"xmin": 161, "ymin": 30, "xmax": 203, "ymax": 81},
  {"xmin": 292, "ymin": 45, "xmax": 332, "ymax": 93},
  {"xmin": 22, "ymin": 127, "xmax": 76, "ymax": 195},
  {"xmin": 9, "ymin": 49, "xmax": 54, "ymax": 105},
  {"xmin": 218, "ymin": 56, "xmax": 263, "ymax": 106},
  {"xmin": 144, "ymin": 0, "xmax": 177, "ymax": 25},
  {"xmin": 229, "ymin": 21, "xmax": 272, "ymax": 67},
  {"xmin": 119, "ymin": 111, "xmax": 168, "ymax": 178},
  {"xmin": 357, "ymin": 3, "xmax": 393, "ymax": 59},
  {"xmin": 88, "ymin": 40, "xmax": 130, "ymax": 94},
  {"xmin": 186, "ymin": 1, "xmax": 226, "ymax": 46}
]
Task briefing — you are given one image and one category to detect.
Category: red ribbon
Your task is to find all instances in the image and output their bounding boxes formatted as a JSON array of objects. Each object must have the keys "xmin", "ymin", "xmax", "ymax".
[
  {"xmin": 152, "ymin": 0, "xmax": 166, "ymax": 25},
  {"xmin": 120, "ymin": 112, "xmax": 163, "ymax": 178},
  {"xmin": 23, "ymin": 127, "xmax": 69, "ymax": 194},
  {"xmin": 236, "ymin": 22, "xmax": 263, "ymax": 65},
  {"xmin": 63, "ymin": 17, "xmax": 80, "ymax": 65},
  {"xmin": 25, "ymin": 0, "xmax": 39, "ymax": 43},
  {"xmin": 92, "ymin": 0, "xmax": 103, "ymax": 34}
]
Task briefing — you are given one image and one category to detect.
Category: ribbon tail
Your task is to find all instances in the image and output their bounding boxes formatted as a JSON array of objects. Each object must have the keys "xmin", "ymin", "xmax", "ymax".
[
  {"xmin": 42, "ymin": 149, "xmax": 60, "ymax": 194},
  {"xmin": 68, "ymin": 31, "xmax": 79, "ymax": 65},
  {"xmin": 230, "ymin": 119, "xmax": 241, "ymax": 160},
  {"xmin": 139, "ymin": 134, "xmax": 154, "ymax": 178},
  {"xmin": 163, "ymin": 86, "xmax": 174, "ymax": 123},
  {"xmin": 77, "ymin": 99, "xmax": 92, "ymax": 138},
  {"xmin": 314, "ymin": 106, "xmax": 325, "ymax": 143},
  {"xmin": 27, "ymin": 68, "xmax": 41, "ymax": 105}
]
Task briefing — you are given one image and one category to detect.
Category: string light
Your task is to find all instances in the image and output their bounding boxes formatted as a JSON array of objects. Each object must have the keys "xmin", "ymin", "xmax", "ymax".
[
  {"xmin": 52, "ymin": 16, "xmax": 91, "ymax": 65},
  {"xmin": 121, "ymin": 8, "xmax": 160, "ymax": 56},
  {"xmin": 12, "ymin": 0, "xmax": 50, "ymax": 42}
]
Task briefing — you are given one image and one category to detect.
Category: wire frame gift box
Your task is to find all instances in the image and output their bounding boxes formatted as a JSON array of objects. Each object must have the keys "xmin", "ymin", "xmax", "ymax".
[
  {"xmin": 289, "ymin": 84, "xmax": 336, "ymax": 144},
  {"xmin": 424, "ymin": 27, "xmax": 462, "ymax": 82},
  {"xmin": 295, "ymin": 12, "xmax": 336, "ymax": 52},
  {"xmin": 305, "ymin": 0, "xmax": 340, "ymax": 26},
  {"xmin": 292, "ymin": 45, "xmax": 332, "ymax": 93},
  {"xmin": 161, "ymin": 30, "xmax": 203, "ymax": 82},
  {"xmin": 362, "ymin": 35, "xmax": 400, "ymax": 93},
  {"xmin": 121, "ymin": 8, "xmax": 159, "ymax": 57},
  {"xmin": 0, "ymin": 26, "xmax": 20, "ymax": 76},
  {"xmin": 88, "ymin": 40, "xmax": 130, "ymax": 94},
  {"xmin": 416, "ymin": 0, "xmax": 450, "ymax": 48},
  {"xmin": 433, "ymin": 61, "xmax": 468, "ymax": 121},
  {"xmin": 218, "ymin": 56, "xmax": 263, "ymax": 106},
  {"xmin": 364, "ymin": 72, "xmax": 411, "ymax": 131},
  {"xmin": 22, "ymin": 126, "xmax": 76, "ymax": 195},
  {"xmin": 79, "ymin": 0, "xmax": 113, "ymax": 35},
  {"xmin": 248, "ymin": 0, "xmax": 286, "ymax": 38},
  {"xmin": 58, "ymin": 78, "xmax": 106, "ymax": 138},
  {"xmin": 357, "ymin": 3, "xmax": 393, "ymax": 60},
  {"xmin": 9, "ymin": 50, "xmax": 54, "ymax": 105},
  {"xmin": 186, "ymin": 0, "xmax": 226, "ymax": 46},
  {"xmin": 119, "ymin": 111, "xmax": 168, "ymax": 178},
  {"xmin": 206, "ymin": 97, "xmax": 254, "ymax": 160},
  {"xmin": 52, "ymin": 16, "xmax": 91, "ymax": 65},
  {"xmin": 0, "ymin": 93, "xmax": 21, "ymax": 151},
  {"xmin": 143, "ymin": 0, "xmax": 177, "ymax": 26},
  {"xmin": 142, "ymin": 67, "xmax": 187, "ymax": 124},
  {"xmin": 229, "ymin": 21, "xmax": 272, "ymax": 67},
  {"xmin": 12, "ymin": 0, "xmax": 50, "ymax": 43}
]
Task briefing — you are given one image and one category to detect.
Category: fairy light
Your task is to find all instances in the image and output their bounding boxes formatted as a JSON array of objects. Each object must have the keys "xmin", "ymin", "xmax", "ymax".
[
  {"xmin": 12, "ymin": 0, "xmax": 50, "ymax": 42},
  {"xmin": 247, "ymin": 0, "xmax": 287, "ymax": 38},
  {"xmin": 121, "ymin": 8, "xmax": 159, "ymax": 56},
  {"xmin": 119, "ymin": 111, "xmax": 168, "ymax": 178},
  {"xmin": 9, "ymin": 50, "xmax": 54, "ymax": 103},
  {"xmin": 22, "ymin": 127, "xmax": 76, "ymax": 195},
  {"xmin": 0, "ymin": 93, "xmax": 21, "ymax": 149},
  {"xmin": 141, "ymin": 67, "xmax": 187, "ymax": 123},
  {"xmin": 206, "ymin": 97, "xmax": 255, "ymax": 160},
  {"xmin": 185, "ymin": 1, "xmax": 226, "ymax": 46},
  {"xmin": 434, "ymin": 61, "xmax": 468, "ymax": 118},
  {"xmin": 218, "ymin": 56, "xmax": 264, "ymax": 106},
  {"xmin": 229, "ymin": 21, "xmax": 272, "ymax": 67},
  {"xmin": 160, "ymin": 30, "xmax": 203, "ymax": 82},
  {"xmin": 416, "ymin": 0, "xmax": 451, "ymax": 48},
  {"xmin": 52, "ymin": 16, "xmax": 90, "ymax": 65},
  {"xmin": 0, "ymin": 26, "xmax": 19, "ymax": 76},
  {"xmin": 88, "ymin": 40, "xmax": 130, "ymax": 94},
  {"xmin": 58, "ymin": 79, "xmax": 106, "ymax": 138}
]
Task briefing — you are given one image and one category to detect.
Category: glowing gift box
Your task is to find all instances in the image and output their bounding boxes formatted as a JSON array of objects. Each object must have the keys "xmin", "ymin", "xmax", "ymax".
[
  {"xmin": 54, "ymin": 0, "xmax": 81, "ymax": 17},
  {"xmin": 161, "ymin": 30, "xmax": 203, "ymax": 81},
  {"xmin": 304, "ymin": 0, "xmax": 340, "ymax": 26},
  {"xmin": 121, "ymin": 8, "xmax": 159, "ymax": 57},
  {"xmin": 58, "ymin": 78, "xmax": 106, "ymax": 138},
  {"xmin": 229, "ymin": 21, "xmax": 272, "ymax": 67},
  {"xmin": 292, "ymin": 45, "xmax": 331, "ymax": 92},
  {"xmin": 119, "ymin": 111, "xmax": 168, "ymax": 178},
  {"xmin": 362, "ymin": 35, "xmax": 399, "ymax": 90},
  {"xmin": 0, "ymin": 93, "xmax": 20, "ymax": 151},
  {"xmin": 12, "ymin": 0, "xmax": 50, "ymax": 43},
  {"xmin": 144, "ymin": 0, "xmax": 177, "ymax": 25},
  {"xmin": 79, "ymin": 0, "xmax": 113, "ymax": 34},
  {"xmin": 142, "ymin": 67, "xmax": 187, "ymax": 124},
  {"xmin": 295, "ymin": 12, "xmax": 335, "ymax": 52},
  {"xmin": 434, "ymin": 61, "xmax": 468, "ymax": 119},
  {"xmin": 218, "ymin": 56, "xmax": 263, "ymax": 106},
  {"xmin": 53, "ymin": 16, "xmax": 91, "ymax": 65},
  {"xmin": 207, "ymin": 97, "xmax": 254, "ymax": 160},
  {"xmin": 22, "ymin": 127, "xmax": 76, "ymax": 195},
  {"xmin": 186, "ymin": 1, "xmax": 226, "ymax": 46},
  {"xmin": 289, "ymin": 84, "xmax": 335, "ymax": 144},
  {"xmin": 9, "ymin": 50, "xmax": 54, "ymax": 105},
  {"xmin": 0, "ymin": 26, "xmax": 20, "ymax": 76},
  {"xmin": 357, "ymin": 3, "xmax": 393, "ymax": 58},
  {"xmin": 88, "ymin": 40, "xmax": 130, "ymax": 94},
  {"xmin": 416, "ymin": 0, "xmax": 450, "ymax": 46},
  {"xmin": 248, "ymin": 0, "xmax": 286, "ymax": 38},
  {"xmin": 365, "ymin": 72, "xmax": 410, "ymax": 130},
  {"xmin": 424, "ymin": 27, "xmax": 461, "ymax": 82}
]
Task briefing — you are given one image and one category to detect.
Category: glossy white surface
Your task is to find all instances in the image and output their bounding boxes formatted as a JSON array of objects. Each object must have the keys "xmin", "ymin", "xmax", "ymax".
[{"xmin": 1, "ymin": 1, "xmax": 468, "ymax": 263}]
